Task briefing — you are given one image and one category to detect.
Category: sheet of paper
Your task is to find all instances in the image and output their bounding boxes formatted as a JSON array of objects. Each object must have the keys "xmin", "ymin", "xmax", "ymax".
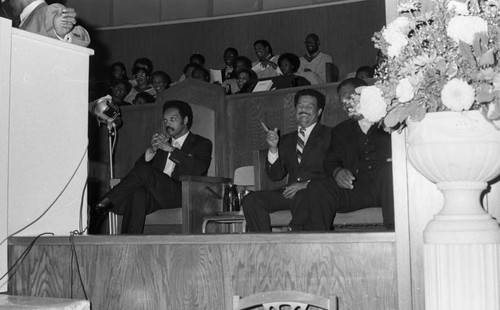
[
  {"xmin": 252, "ymin": 80, "xmax": 274, "ymax": 92},
  {"xmin": 210, "ymin": 69, "xmax": 223, "ymax": 84}
]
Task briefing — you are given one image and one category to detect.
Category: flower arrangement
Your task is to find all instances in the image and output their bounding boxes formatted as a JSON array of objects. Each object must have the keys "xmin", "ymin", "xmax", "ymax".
[{"xmin": 352, "ymin": 0, "xmax": 500, "ymax": 130}]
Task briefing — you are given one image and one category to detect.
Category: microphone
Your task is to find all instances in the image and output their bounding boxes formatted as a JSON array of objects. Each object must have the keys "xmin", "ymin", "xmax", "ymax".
[{"xmin": 92, "ymin": 95, "xmax": 120, "ymax": 125}]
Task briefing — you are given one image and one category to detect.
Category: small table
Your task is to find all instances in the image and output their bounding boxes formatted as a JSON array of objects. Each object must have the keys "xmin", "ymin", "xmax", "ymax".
[
  {"xmin": 202, "ymin": 212, "xmax": 246, "ymax": 233},
  {"xmin": 0, "ymin": 295, "xmax": 90, "ymax": 310}
]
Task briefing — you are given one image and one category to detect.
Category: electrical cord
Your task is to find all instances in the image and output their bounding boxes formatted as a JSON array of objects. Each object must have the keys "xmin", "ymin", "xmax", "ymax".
[
  {"xmin": 0, "ymin": 232, "xmax": 54, "ymax": 282},
  {"xmin": 79, "ymin": 181, "xmax": 88, "ymax": 234},
  {"xmin": 69, "ymin": 231, "xmax": 88, "ymax": 300},
  {"xmin": 0, "ymin": 147, "xmax": 88, "ymax": 248}
]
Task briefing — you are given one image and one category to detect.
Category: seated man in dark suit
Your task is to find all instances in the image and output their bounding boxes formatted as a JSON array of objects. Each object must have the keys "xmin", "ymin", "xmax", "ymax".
[
  {"xmin": 89, "ymin": 100, "xmax": 213, "ymax": 234},
  {"xmin": 242, "ymin": 89, "xmax": 333, "ymax": 231},
  {"xmin": 302, "ymin": 78, "xmax": 394, "ymax": 231}
]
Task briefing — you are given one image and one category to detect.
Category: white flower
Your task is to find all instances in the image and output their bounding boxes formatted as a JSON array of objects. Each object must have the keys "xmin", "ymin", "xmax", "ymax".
[
  {"xmin": 396, "ymin": 78, "xmax": 415, "ymax": 102},
  {"xmin": 447, "ymin": 1, "xmax": 469, "ymax": 15},
  {"xmin": 383, "ymin": 17, "xmax": 410, "ymax": 57},
  {"xmin": 441, "ymin": 79, "xmax": 475, "ymax": 111},
  {"xmin": 398, "ymin": 0, "xmax": 421, "ymax": 13},
  {"xmin": 383, "ymin": 28, "xmax": 408, "ymax": 57},
  {"xmin": 493, "ymin": 73, "xmax": 500, "ymax": 90},
  {"xmin": 358, "ymin": 86, "xmax": 388, "ymax": 122},
  {"xmin": 447, "ymin": 16, "xmax": 488, "ymax": 44},
  {"xmin": 389, "ymin": 16, "xmax": 411, "ymax": 33}
]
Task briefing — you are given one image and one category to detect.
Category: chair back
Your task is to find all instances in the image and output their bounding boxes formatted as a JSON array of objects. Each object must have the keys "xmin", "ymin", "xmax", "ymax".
[
  {"xmin": 325, "ymin": 63, "xmax": 339, "ymax": 83},
  {"xmin": 253, "ymin": 149, "xmax": 287, "ymax": 191},
  {"xmin": 233, "ymin": 290, "xmax": 337, "ymax": 310},
  {"xmin": 233, "ymin": 166, "xmax": 255, "ymax": 192}
]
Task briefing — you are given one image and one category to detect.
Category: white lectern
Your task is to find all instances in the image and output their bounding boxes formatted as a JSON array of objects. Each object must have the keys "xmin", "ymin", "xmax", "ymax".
[{"xmin": 0, "ymin": 17, "xmax": 93, "ymax": 290}]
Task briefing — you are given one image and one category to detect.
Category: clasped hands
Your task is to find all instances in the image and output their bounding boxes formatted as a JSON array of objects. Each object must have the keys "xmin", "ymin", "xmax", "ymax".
[
  {"xmin": 149, "ymin": 133, "xmax": 174, "ymax": 153},
  {"xmin": 53, "ymin": 7, "xmax": 78, "ymax": 37}
]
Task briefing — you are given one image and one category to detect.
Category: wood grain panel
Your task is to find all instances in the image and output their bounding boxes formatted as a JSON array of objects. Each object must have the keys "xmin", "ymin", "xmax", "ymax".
[
  {"xmin": 90, "ymin": 0, "xmax": 385, "ymax": 85},
  {"xmin": 8, "ymin": 234, "xmax": 397, "ymax": 310}
]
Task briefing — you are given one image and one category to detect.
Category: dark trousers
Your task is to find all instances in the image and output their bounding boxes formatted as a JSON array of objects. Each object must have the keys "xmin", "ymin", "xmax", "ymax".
[
  {"xmin": 304, "ymin": 165, "xmax": 394, "ymax": 231},
  {"xmin": 106, "ymin": 162, "xmax": 181, "ymax": 234},
  {"xmin": 242, "ymin": 189, "xmax": 307, "ymax": 232}
]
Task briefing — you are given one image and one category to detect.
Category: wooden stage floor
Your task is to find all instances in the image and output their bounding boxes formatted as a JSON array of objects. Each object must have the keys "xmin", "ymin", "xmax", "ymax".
[{"xmin": 8, "ymin": 232, "xmax": 397, "ymax": 310}]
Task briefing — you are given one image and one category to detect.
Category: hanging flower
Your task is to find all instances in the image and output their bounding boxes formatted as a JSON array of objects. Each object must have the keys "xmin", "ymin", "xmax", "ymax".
[
  {"xmin": 358, "ymin": 86, "xmax": 388, "ymax": 122},
  {"xmin": 447, "ymin": 16, "xmax": 488, "ymax": 44},
  {"xmin": 396, "ymin": 78, "xmax": 415, "ymax": 102},
  {"xmin": 441, "ymin": 79, "xmax": 475, "ymax": 111}
]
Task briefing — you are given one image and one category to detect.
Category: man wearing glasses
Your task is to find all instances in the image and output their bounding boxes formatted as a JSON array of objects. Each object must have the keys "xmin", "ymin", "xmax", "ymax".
[{"xmin": 88, "ymin": 100, "xmax": 213, "ymax": 234}]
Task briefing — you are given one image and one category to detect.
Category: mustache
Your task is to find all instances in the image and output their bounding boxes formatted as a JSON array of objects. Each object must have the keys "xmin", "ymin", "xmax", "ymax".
[{"xmin": 299, "ymin": 112, "xmax": 311, "ymax": 116}]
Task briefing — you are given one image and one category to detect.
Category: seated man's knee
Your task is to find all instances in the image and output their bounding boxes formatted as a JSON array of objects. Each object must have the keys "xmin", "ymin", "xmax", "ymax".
[{"xmin": 241, "ymin": 192, "xmax": 261, "ymax": 214}]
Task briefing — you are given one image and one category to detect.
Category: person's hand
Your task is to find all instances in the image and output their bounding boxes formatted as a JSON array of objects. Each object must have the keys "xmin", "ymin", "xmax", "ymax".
[
  {"xmin": 261, "ymin": 59, "xmax": 278, "ymax": 70},
  {"xmin": 334, "ymin": 168, "xmax": 355, "ymax": 189},
  {"xmin": 53, "ymin": 7, "xmax": 77, "ymax": 37},
  {"xmin": 151, "ymin": 133, "xmax": 174, "ymax": 153},
  {"xmin": 282, "ymin": 182, "xmax": 308, "ymax": 199},
  {"xmin": 261, "ymin": 122, "xmax": 279, "ymax": 154}
]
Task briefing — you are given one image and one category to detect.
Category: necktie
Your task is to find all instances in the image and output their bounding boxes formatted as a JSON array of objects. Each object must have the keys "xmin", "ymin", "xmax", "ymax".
[{"xmin": 297, "ymin": 127, "xmax": 305, "ymax": 164}]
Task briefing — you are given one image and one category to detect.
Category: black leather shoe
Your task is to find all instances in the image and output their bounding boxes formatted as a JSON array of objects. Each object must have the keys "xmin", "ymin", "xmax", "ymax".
[{"xmin": 88, "ymin": 198, "xmax": 113, "ymax": 234}]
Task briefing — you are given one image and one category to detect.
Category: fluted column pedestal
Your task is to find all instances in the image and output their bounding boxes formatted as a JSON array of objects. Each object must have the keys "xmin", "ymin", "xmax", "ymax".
[
  {"xmin": 423, "ymin": 182, "xmax": 500, "ymax": 310},
  {"xmin": 406, "ymin": 112, "xmax": 500, "ymax": 310}
]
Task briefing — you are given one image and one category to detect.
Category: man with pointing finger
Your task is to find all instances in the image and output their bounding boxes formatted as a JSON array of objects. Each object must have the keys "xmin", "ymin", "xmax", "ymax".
[
  {"xmin": 242, "ymin": 89, "xmax": 332, "ymax": 232},
  {"xmin": 88, "ymin": 100, "xmax": 212, "ymax": 234}
]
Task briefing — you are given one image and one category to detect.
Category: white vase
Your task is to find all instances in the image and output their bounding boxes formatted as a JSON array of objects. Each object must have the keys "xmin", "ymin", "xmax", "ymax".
[{"xmin": 406, "ymin": 110, "xmax": 500, "ymax": 310}]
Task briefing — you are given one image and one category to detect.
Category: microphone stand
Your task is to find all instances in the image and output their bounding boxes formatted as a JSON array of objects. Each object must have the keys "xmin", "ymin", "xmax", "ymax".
[{"xmin": 105, "ymin": 122, "xmax": 120, "ymax": 235}]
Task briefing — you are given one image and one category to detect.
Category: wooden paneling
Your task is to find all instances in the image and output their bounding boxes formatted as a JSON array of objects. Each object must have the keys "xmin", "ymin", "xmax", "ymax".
[
  {"xmin": 90, "ymin": 0, "xmax": 385, "ymax": 86},
  {"xmin": 114, "ymin": 104, "xmax": 163, "ymax": 178},
  {"xmin": 226, "ymin": 83, "xmax": 348, "ymax": 176},
  {"xmin": 8, "ymin": 234, "xmax": 397, "ymax": 310}
]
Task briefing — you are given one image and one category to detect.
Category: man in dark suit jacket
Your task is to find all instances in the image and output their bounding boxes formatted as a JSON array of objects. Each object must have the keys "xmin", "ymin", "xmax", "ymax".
[
  {"xmin": 302, "ymin": 78, "xmax": 394, "ymax": 230},
  {"xmin": 5, "ymin": 0, "xmax": 90, "ymax": 47},
  {"xmin": 243, "ymin": 89, "xmax": 332, "ymax": 231},
  {"xmin": 88, "ymin": 100, "xmax": 212, "ymax": 234}
]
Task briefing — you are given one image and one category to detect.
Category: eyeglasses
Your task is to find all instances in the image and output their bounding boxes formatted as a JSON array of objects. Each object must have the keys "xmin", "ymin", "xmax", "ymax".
[{"xmin": 134, "ymin": 73, "xmax": 147, "ymax": 79}]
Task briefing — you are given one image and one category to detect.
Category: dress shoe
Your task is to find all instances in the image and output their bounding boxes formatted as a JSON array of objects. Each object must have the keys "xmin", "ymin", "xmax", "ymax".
[{"xmin": 88, "ymin": 197, "xmax": 113, "ymax": 234}]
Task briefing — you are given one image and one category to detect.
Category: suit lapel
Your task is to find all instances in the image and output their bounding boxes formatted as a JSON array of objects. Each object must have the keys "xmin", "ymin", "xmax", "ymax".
[
  {"xmin": 171, "ymin": 132, "xmax": 195, "ymax": 175},
  {"xmin": 179, "ymin": 132, "xmax": 195, "ymax": 152}
]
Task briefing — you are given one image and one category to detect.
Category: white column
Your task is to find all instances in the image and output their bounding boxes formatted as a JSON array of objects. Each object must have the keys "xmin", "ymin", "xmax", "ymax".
[{"xmin": 424, "ymin": 181, "xmax": 500, "ymax": 310}]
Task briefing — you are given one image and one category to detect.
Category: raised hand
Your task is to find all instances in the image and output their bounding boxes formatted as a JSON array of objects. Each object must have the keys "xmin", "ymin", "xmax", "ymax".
[
  {"xmin": 261, "ymin": 122, "xmax": 279, "ymax": 154},
  {"xmin": 151, "ymin": 133, "xmax": 174, "ymax": 153}
]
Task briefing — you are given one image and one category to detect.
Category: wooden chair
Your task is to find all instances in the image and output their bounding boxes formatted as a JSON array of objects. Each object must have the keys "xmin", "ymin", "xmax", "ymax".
[
  {"xmin": 233, "ymin": 290, "xmax": 337, "ymax": 310},
  {"xmin": 253, "ymin": 150, "xmax": 383, "ymax": 229}
]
